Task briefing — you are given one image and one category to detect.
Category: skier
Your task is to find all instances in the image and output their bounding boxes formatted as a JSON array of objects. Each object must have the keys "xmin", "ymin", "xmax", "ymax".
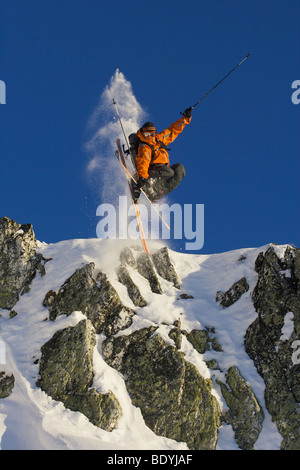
[{"xmin": 130, "ymin": 107, "xmax": 193, "ymax": 203}]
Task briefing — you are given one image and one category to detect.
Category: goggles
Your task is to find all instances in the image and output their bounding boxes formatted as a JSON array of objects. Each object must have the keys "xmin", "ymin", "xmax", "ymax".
[{"xmin": 143, "ymin": 130, "xmax": 156, "ymax": 137}]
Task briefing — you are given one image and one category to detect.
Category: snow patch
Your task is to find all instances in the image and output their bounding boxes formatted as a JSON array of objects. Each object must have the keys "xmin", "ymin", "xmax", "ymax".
[{"xmin": 280, "ymin": 311, "xmax": 294, "ymax": 341}]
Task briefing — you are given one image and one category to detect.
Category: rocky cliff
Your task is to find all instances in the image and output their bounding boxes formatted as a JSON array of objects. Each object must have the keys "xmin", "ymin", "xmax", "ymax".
[{"xmin": 0, "ymin": 216, "xmax": 299, "ymax": 450}]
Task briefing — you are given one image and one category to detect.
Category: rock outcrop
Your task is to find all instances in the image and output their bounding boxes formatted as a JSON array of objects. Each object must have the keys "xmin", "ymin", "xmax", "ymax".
[
  {"xmin": 0, "ymin": 371, "xmax": 15, "ymax": 399},
  {"xmin": 136, "ymin": 252, "xmax": 163, "ymax": 294},
  {"xmin": 245, "ymin": 246, "xmax": 300, "ymax": 450},
  {"xmin": 42, "ymin": 263, "xmax": 135, "ymax": 336},
  {"xmin": 116, "ymin": 264, "xmax": 147, "ymax": 307},
  {"xmin": 152, "ymin": 247, "xmax": 180, "ymax": 289},
  {"xmin": 102, "ymin": 326, "xmax": 221, "ymax": 450},
  {"xmin": 216, "ymin": 366, "xmax": 264, "ymax": 450},
  {"xmin": 0, "ymin": 216, "xmax": 47, "ymax": 310},
  {"xmin": 37, "ymin": 319, "xmax": 121, "ymax": 430},
  {"xmin": 216, "ymin": 277, "xmax": 249, "ymax": 308}
]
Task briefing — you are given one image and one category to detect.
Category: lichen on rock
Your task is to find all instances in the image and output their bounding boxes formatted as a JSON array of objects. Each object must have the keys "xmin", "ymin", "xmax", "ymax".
[
  {"xmin": 116, "ymin": 264, "xmax": 147, "ymax": 307},
  {"xmin": 152, "ymin": 247, "xmax": 180, "ymax": 289},
  {"xmin": 217, "ymin": 366, "xmax": 264, "ymax": 450},
  {"xmin": 136, "ymin": 253, "xmax": 163, "ymax": 294},
  {"xmin": 37, "ymin": 319, "xmax": 121, "ymax": 430},
  {"xmin": 43, "ymin": 262, "xmax": 135, "ymax": 335},
  {"xmin": 168, "ymin": 319, "xmax": 182, "ymax": 349},
  {"xmin": 0, "ymin": 216, "xmax": 48, "ymax": 310},
  {"xmin": 102, "ymin": 326, "xmax": 221, "ymax": 450},
  {"xmin": 216, "ymin": 277, "xmax": 249, "ymax": 308},
  {"xmin": 186, "ymin": 329, "xmax": 210, "ymax": 354},
  {"xmin": 0, "ymin": 371, "xmax": 15, "ymax": 399},
  {"xmin": 186, "ymin": 328, "xmax": 223, "ymax": 354},
  {"xmin": 245, "ymin": 245, "xmax": 300, "ymax": 450}
]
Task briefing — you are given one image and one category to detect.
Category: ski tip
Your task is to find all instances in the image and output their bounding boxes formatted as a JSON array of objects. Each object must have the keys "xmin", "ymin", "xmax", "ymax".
[{"xmin": 246, "ymin": 51, "xmax": 253, "ymax": 58}]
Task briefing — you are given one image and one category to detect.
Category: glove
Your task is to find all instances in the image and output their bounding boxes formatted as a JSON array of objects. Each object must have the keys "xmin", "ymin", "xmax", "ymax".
[
  {"xmin": 138, "ymin": 177, "xmax": 147, "ymax": 188},
  {"xmin": 182, "ymin": 107, "xmax": 193, "ymax": 118}
]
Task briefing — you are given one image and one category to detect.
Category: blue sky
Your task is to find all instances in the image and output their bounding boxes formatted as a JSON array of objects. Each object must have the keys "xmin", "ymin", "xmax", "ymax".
[{"xmin": 1, "ymin": 0, "xmax": 299, "ymax": 254}]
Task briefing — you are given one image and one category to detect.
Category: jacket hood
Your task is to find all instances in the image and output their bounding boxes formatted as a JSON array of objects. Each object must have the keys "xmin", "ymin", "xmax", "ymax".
[{"xmin": 137, "ymin": 129, "xmax": 157, "ymax": 147}]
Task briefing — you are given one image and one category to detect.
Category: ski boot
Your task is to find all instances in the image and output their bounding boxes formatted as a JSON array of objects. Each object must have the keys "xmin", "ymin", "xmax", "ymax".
[
  {"xmin": 143, "ymin": 177, "xmax": 164, "ymax": 203},
  {"xmin": 130, "ymin": 179, "xmax": 141, "ymax": 203}
]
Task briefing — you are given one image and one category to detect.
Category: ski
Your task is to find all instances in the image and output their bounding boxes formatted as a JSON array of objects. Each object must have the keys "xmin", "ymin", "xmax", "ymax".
[{"xmin": 115, "ymin": 139, "xmax": 150, "ymax": 255}]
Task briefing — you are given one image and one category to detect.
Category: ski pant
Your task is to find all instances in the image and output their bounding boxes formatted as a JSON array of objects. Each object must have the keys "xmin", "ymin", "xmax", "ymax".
[{"xmin": 146, "ymin": 163, "xmax": 186, "ymax": 201}]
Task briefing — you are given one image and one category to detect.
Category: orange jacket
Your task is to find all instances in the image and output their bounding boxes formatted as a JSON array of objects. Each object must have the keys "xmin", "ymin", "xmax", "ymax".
[{"xmin": 136, "ymin": 115, "xmax": 192, "ymax": 178}]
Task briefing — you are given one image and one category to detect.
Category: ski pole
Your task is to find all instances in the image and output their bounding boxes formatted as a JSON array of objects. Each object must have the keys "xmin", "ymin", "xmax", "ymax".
[
  {"xmin": 112, "ymin": 99, "xmax": 130, "ymax": 149},
  {"xmin": 112, "ymin": 98, "xmax": 137, "ymax": 170},
  {"xmin": 190, "ymin": 52, "xmax": 252, "ymax": 110}
]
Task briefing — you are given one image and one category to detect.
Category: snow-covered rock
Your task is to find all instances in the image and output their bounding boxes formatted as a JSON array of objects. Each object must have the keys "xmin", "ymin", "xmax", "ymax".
[{"xmin": 0, "ymin": 216, "xmax": 299, "ymax": 450}]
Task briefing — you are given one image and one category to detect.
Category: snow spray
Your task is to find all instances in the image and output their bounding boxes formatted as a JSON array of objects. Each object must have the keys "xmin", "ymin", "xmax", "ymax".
[{"xmin": 85, "ymin": 69, "xmax": 146, "ymax": 205}]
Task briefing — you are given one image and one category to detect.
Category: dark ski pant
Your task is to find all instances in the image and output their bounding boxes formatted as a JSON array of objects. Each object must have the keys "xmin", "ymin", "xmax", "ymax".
[{"xmin": 146, "ymin": 163, "xmax": 186, "ymax": 201}]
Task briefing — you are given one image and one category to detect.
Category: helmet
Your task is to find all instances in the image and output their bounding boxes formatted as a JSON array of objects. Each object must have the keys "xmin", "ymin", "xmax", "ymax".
[
  {"xmin": 141, "ymin": 122, "xmax": 156, "ymax": 131},
  {"xmin": 141, "ymin": 122, "xmax": 156, "ymax": 138}
]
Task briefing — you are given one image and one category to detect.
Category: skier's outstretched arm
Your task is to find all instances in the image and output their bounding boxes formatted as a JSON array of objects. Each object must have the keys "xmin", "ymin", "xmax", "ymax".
[{"xmin": 157, "ymin": 112, "xmax": 192, "ymax": 146}]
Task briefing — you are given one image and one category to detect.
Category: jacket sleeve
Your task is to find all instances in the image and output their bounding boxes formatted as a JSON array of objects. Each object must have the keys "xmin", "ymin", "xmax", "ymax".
[
  {"xmin": 157, "ymin": 115, "xmax": 192, "ymax": 146},
  {"xmin": 136, "ymin": 143, "xmax": 152, "ymax": 178}
]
